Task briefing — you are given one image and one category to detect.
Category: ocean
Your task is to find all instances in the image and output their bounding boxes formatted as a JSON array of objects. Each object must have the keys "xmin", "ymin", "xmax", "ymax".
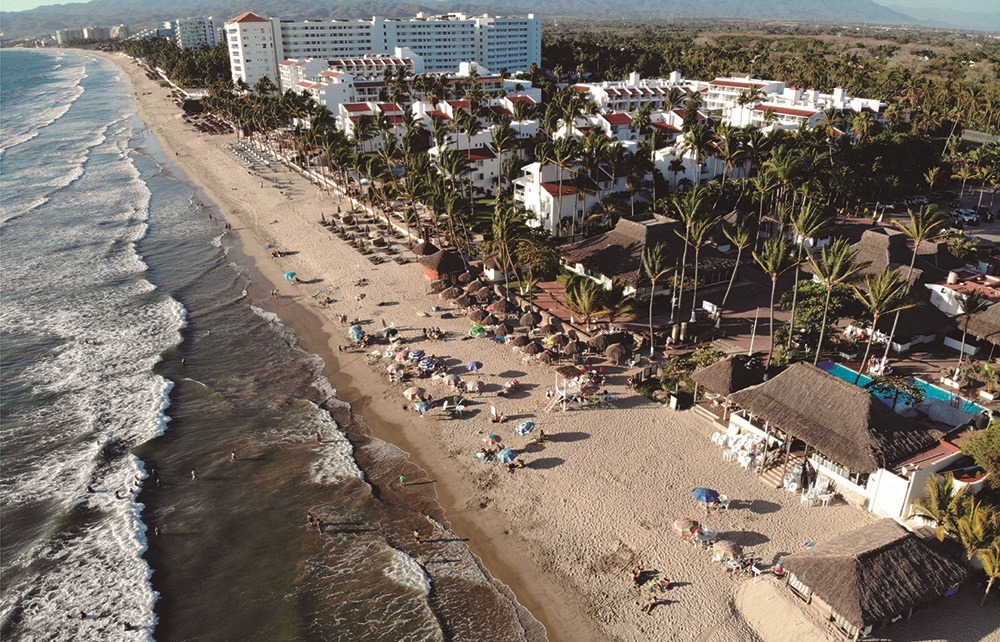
[{"xmin": 0, "ymin": 49, "xmax": 544, "ymax": 641}]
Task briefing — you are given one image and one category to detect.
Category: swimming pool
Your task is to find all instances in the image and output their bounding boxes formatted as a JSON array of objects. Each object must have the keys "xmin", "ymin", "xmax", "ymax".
[{"xmin": 817, "ymin": 360, "xmax": 985, "ymax": 414}]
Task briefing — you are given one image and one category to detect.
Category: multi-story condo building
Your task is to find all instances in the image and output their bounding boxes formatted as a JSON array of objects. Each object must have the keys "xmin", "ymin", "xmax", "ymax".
[
  {"xmin": 175, "ymin": 17, "xmax": 219, "ymax": 50},
  {"xmin": 83, "ymin": 26, "xmax": 112, "ymax": 40},
  {"xmin": 55, "ymin": 28, "xmax": 85, "ymax": 44},
  {"xmin": 225, "ymin": 11, "xmax": 541, "ymax": 87}
]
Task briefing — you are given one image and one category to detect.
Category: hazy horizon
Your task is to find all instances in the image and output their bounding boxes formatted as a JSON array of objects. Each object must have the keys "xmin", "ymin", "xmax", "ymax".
[{"xmin": 2, "ymin": 0, "xmax": 997, "ymax": 18}]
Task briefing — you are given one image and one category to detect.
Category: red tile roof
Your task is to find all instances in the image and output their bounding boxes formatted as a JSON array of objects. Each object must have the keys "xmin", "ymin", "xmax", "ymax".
[
  {"xmin": 378, "ymin": 103, "xmax": 403, "ymax": 113},
  {"xmin": 229, "ymin": 11, "xmax": 269, "ymax": 23},
  {"xmin": 601, "ymin": 112, "xmax": 633, "ymax": 126},
  {"xmin": 508, "ymin": 95, "xmax": 535, "ymax": 104},
  {"xmin": 541, "ymin": 182, "xmax": 596, "ymax": 197},
  {"xmin": 343, "ymin": 103, "xmax": 372, "ymax": 113},
  {"xmin": 466, "ymin": 147, "xmax": 496, "ymax": 161},
  {"xmin": 710, "ymin": 79, "xmax": 765, "ymax": 89},
  {"xmin": 427, "ymin": 110, "xmax": 450, "ymax": 120},
  {"xmin": 650, "ymin": 122, "xmax": 681, "ymax": 132},
  {"xmin": 752, "ymin": 105, "xmax": 819, "ymax": 118},
  {"xmin": 447, "ymin": 100, "xmax": 471, "ymax": 109}
]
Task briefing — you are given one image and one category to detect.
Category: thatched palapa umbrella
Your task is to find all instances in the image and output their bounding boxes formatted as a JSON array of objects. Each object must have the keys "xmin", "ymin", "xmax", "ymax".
[
  {"xmin": 563, "ymin": 340, "xmax": 586, "ymax": 356},
  {"xmin": 482, "ymin": 313, "xmax": 500, "ymax": 326},
  {"xmin": 605, "ymin": 342, "xmax": 629, "ymax": 364},
  {"xmin": 588, "ymin": 334, "xmax": 609, "ymax": 351},
  {"xmin": 490, "ymin": 299, "xmax": 511, "ymax": 314},
  {"xmin": 440, "ymin": 287, "xmax": 460, "ymax": 300},
  {"xmin": 476, "ymin": 286, "xmax": 493, "ymax": 301},
  {"xmin": 455, "ymin": 294, "xmax": 473, "ymax": 307},
  {"xmin": 549, "ymin": 333, "xmax": 569, "ymax": 347},
  {"xmin": 465, "ymin": 279, "xmax": 485, "ymax": 293},
  {"xmin": 511, "ymin": 335, "xmax": 531, "ymax": 347},
  {"xmin": 523, "ymin": 341, "xmax": 544, "ymax": 355},
  {"xmin": 468, "ymin": 309, "xmax": 487, "ymax": 322},
  {"xmin": 537, "ymin": 351, "xmax": 554, "ymax": 364},
  {"xmin": 495, "ymin": 322, "xmax": 514, "ymax": 337},
  {"xmin": 412, "ymin": 240, "xmax": 439, "ymax": 256},
  {"xmin": 429, "ymin": 279, "xmax": 447, "ymax": 293},
  {"xmin": 520, "ymin": 311, "xmax": 541, "ymax": 327}
]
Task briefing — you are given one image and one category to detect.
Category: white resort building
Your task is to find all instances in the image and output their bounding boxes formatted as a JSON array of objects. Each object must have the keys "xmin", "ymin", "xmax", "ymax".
[
  {"xmin": 225, "ymin": 11, "xmax": 541, "ymax": 87},
  {"xmin": 175, "ymin": 16, "xmax": 220, "ymax": 50}
]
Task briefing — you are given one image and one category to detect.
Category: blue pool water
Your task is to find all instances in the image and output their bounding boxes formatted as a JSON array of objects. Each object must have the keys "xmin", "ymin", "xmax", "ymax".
[{"xmin": 817, "ymin": 361, "xmax": 985, "ymax": 414}]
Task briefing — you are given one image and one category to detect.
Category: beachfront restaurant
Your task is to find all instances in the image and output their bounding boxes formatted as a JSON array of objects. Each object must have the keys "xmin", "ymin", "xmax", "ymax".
[
  {"xmin": 718, "ymin": 363, "xmax": 954, "ymax": 518},
  {"xmin": 782, "ymin": 519, "xmax": 966, "ymax": 640}
]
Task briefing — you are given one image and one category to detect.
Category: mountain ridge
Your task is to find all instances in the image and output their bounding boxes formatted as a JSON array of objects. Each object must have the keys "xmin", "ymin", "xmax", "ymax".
[{"xmin": 2, "ymin": 0, "xmax": 917, "ymax": 39}]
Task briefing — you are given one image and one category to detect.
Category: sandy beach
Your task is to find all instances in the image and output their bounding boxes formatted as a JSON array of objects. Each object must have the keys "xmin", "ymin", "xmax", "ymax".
[{"xmin": 99, "ymin": 51, "xmax": 1000, "ymax": 642}]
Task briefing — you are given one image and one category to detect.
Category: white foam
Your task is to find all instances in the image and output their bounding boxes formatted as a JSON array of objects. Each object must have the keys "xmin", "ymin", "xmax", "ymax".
[
  {"xmin": 384, "ymin": 547, "xmax": 432, "ymax": 594},
  {"xmin": 308, "ymin": 407, "xmax": 364, "ymax": 483}
]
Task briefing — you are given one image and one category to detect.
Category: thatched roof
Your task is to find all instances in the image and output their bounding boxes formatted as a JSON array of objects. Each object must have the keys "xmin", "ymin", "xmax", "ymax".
[
  {"xmin": 965, "ymin": 303, "xmax": 1000, "ymax": 344},
  {"xmin": 691, "ymin": 355, "xmax": 764, "ymax": 396},
  {"xmin": 728, "ymin": 363, "xmax": 939, "ymax": 473},
  {"xmin": 420, "ymin": 249, "xmax": 464, "ymax": 274},
  {"xmin": 783, "ymin": 519, "xmax": 966, "ymax": 630},
  {"xmin": 413, "ymin": 240, "xmax": 440, "ymax": 256},
  {"xmin": 562, "ymin": 216, "xmax": 734, "ymax": 288},
  {"xmin": 851, "ymin": 229, "xmax": 961, "ymax": 286}
]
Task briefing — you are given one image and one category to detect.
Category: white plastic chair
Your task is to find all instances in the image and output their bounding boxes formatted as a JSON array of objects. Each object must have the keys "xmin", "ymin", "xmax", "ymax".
[{"xmin": 718, "ymin": 494, "xmax": 731, "ymax": 510}]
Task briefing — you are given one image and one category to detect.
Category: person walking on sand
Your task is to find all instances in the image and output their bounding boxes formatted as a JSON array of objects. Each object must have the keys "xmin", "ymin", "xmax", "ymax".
[
  {"xmin": 190, "ymin": 469, "xmax": 199, "ymax": 482},
  {"xmin": 399, "ymin": 474, "xmax": 407, "ymax": 486},
  {"xmin": 315, "ymin": 431, "xmax": 323, "ymax": 444},
  {"xmin": 412, "ymin": 529, "xmax": 421, "ymax": 544},
  {"xmin": 230, "ymin": 450, "xmax": 237, "ymax": 462}
]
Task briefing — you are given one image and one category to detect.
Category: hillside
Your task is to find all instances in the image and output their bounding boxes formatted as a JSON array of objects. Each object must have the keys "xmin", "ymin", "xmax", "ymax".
[{"xmin": 2, "ymin": 0, "xmax": 917, "ymax": 39}]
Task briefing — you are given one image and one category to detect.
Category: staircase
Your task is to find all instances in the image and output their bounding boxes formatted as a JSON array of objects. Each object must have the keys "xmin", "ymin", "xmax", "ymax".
[{"xmin": 759, "ymin": 450, "xmax": 806, "ymax": 489}]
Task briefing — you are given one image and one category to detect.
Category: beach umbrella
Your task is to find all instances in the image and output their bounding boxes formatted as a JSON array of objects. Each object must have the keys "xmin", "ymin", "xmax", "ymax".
[
  {"xmin": 465, "ymin": 279, "xmax": 484, "ymax": 293},
  {"xmin": 468, "ymin": 309, "xmax": 487, "ymax": 322},
  {"xmin": 467, "ymin": 361, "xmax": 483, "ymax": 372},
  {"xmin": 495, "ymin": 322, "xmax": 514, "ymax": 337},
  {"xmin": 537, "ymin": 351, "xmax": 554, "ymax": 364},
  {"xmin": 482, "ymin": 313, "xmax": 500, "ymax": 326},
  {"xmin": 515, "ymin": 421, "xmax": 535, "ymax": 436},
  {"xmin": 380, "ymin": 327, "xmax": 398, "ymax": 339},
  {"xmin": 441, "ymin": 374, "xmax": 461, "ymax": 388},
  {"xmin": 440, "ymin": 287, "xmax": 460, "ymax": 300},
  {"xmin": 511, "ymin": 335, "xmax": 531, "ymax": 347},
  {"xmin": 469, "ymin": 325, "xmax": 486, "ymax": 338},
  {"xmin": 476, "ymin": 286, "xmax": 493, "ymax": 300},
  {"xmin": 541, "ymin": 322, "xmax": 561, "ymax": 335},
  {"xmin": 672, "ymin": 518, "xmax": 703, "ymax": 539},
  {"xmin": 284, "ymin": 272, "xmax": 297, "ymax": 281},
  {"xmin": 418, "ymin": 357, "xmax": 439, "ymax": 371},
  {"xmin": 692, "ymin": 488, "xmax": 720, "ymax": 505},
  {"xmin": 395, "ymin": 349, "xmax": 410, "ymax": 363},
  {"xmin": 713, "ymin": 540, "xmax": 742, "ymax": 558},
  {"xmin": 403, "ymin": 386, "xmax": 426, "ymax": 401},
  {"xmin": 588, "ymin": 335, "xmax": 609, "ymax": 351},
  {"xmin": 557, "ymin": 365, "xmax": 584, "ymax": 379},
  {"xmin": 520, "ymin": 311, "xmax": 541, "ymax": 327},
  {"xmin": 605, "ymin": 343, "xmax": 629, "ymax": 364},
  {"xmin": 387, "ymin": 363, "xmax": 404, "ymax": 375},
  {"xmin": 430, "ymin": 280, "xmax": 448, "ymax": 293},
  {"xmin": 414, "ymin": 400, "xmax": 432, "ymax": 413},
  {"xmin": 490, "ymin": 299, "xmax": 511, "ymax": 314},
  {"xmin": 349, "ymin": 327, "xmax": 366, "ymax": 341},
  {"xmin": 563, "ymin": 341, "xmax": 585, "ymax": 356},
  {"xmin": 407, "ymin": 349, "xmax": 425, "ymax": 362},
  {"xmin": 484, "ymin": 434, "xmax": 502, "ymax": 444},
  {"xmin": 498, "ymin": 448, "xmax": 518, "ymax": 464},
  {"xmin": 523, "ymin": 341, "xmax": 544, "ymax": 355},
  {"xmin": 455, "ymin": 294, "xmax": 473, "ymax": 307},
  {"xmin": 457, "ymin": 272, "xmax": 473, "ymax": 284}
]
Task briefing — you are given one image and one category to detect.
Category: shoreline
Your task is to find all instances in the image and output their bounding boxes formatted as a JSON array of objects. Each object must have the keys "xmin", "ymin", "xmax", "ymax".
[{"xmin": 98, "ymin": 50, "xmax": 596, "ymax": 642}]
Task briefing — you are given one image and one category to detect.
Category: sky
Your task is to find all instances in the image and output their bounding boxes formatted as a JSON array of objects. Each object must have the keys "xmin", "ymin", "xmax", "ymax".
[{"xmin": 3, "ymin": 0, "xmax": 997, "ymax": 15}]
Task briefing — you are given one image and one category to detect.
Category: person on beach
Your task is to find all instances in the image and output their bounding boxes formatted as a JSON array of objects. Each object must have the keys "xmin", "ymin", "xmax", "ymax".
[
  {"xmin": 412, "ymin": 529, "xmax": 421, "ymax": 544},
  {"xmin": 631, "ymin": 568, "xmax": 644, "ymax": 587},
  {"xmin": 190, "ymin": 469, "xmax": 199, "ymax": 481},
  {"xmin": 399, "ymin": 474, "xmax": 407, "ymax": 486},
  {"xmin": 641, "ymin": 596, "xmax": 659, "ymax": 615},
  {"xmin": 306, "ymin": 512, "xmax": 315, "ymax": 527},
  {"xmin": 271, "ymin": 289, "xmax": 278, "ymax": 298},
  {"xmin": 316, "ymin": 519, "xmax": 324, "ymax": 534},
  {"xmin": 230, "ymin": 450, "xmax": 237, "ymax": 462},
  {"xmin": 315, "ymin": 432, "xmax": 323, "ymax": 444},
  {"xmin": 86, "ymin": 485, "xmax": 95, "ymax": 494}
]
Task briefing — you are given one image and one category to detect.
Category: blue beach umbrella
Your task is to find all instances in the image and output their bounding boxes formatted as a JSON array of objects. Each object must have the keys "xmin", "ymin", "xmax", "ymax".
[
  {"xmin": 407, "ymin": 349, "xmax": 425, "ymax": 362},
  {"xmin": 418, "ymin": 357, "xmax": 439, "ymax": 371},
  {"xmin": 284, "ymin": 272, "xmax": 297, "ymax": 281},
  {"xmin": 349, "ymin": 327, "xmax": 365, "ymax": 341},
  {"xmin": 484, "ymin": 434, "xmax": 502, "ymax": 444},
  {"xmin": 467, "ymin": 361, "xmax": 483, "ymax": 372},
  {"xmin": 498, "ymin": 448, "xmax": 518, "ymax": 464},
  {"xmin": 515, "ymin": 421, "xmax": 535, "ymax": 436},
  {"xmin": 414, "ymin": 400, "xmax": 432, "ymax": 414},
  {"xmin": 264, "ymin": 244, "xmax": 274, "ymax": 250},
  {"xmin": 692, "ymin": 488, "xmax": 720, "ymax": 505}
]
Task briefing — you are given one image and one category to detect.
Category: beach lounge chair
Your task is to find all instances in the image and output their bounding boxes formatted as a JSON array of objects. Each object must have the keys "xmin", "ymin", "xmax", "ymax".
[{"xmin": 717, "ymin": 495, "xmax": 731, "ymax": 510}]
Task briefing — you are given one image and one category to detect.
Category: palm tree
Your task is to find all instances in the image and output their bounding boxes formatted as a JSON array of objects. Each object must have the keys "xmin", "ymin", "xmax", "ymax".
[
  {"xmin": 753, "ymin": 237, "xmax": 796, "ymax": 368},
  {"xmin": 679, "ymin": 123, "xmax": 715, "ymax": 187},
  {"xmin": 852, "ymin": 270, "xmax": 916, "ymax": 385},
  {"xmin": 490, "ymin": 120, "xmax": 517, "ymax": 196},
  {"xmin": 550, "ymin": 137, "xmax": 581, "ymax": 237},
  {"xmin": 785, "ymin": 202, "xmax": 832, "ymax": 355},
  {"xmin": 881, "ymin": 205, "xmax": 950, "ymax": 361},
  {"xmin": 955, "ymin": 291, "xmax": 991, "ymax": 378},
  {"xmin": 720, "ymin": 218, "xmax": 755, "ymax": 316},
  {"xmin": 807, "ymin": 239, "xmax": 869, "ymax": 364},
  {"xmin": 955, "ymin": 498, "xmax": 998, "ymax": 562},
  {"xmin": 687, "ymin": 215, "xmax": 717, "ymax": 322},
  {"xmin": 954, "ymin": 163, "xmax": 976, "ymax": 198},
  {"xmin": 565, "ymin": 274, "xmax": 604, "ymax": 330},
  {"xmin": 641, "ymin": 242, "xmax": 674, "ymax": 357},
  {"xmin": 602, "ymin": 278, "xmax": 636, "ymax": 327},
  {"xmin": 912, "ymin": 473, "xmax": 969, "ymax": 542},
  {"xmin": 672, "ymin": 188, "xmax": 704, "ymax": 317},
  {"xmin": 979, "ymin": 540, "xmax": 1000, "ymax": 606}
]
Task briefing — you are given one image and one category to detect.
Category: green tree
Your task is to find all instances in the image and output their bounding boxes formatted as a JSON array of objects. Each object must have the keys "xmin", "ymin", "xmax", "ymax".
[
  {"xmin": 807, "ymin": 239, "xmax": 869, "ymax": 364},
  {"xmin": 911, "ymin": 473, "xmax": 968, "ymax": 542},
  {"xmin": 785, "ymin": 202, "xmax": 832, "ymax": 356},
  {"xmin": 864, "ymin": 374, "xmax": 926, "ymax": 411},
  {"xmin": 641, "ymin": 242, "xmax": 675, "ymax": 357},
  {"xmin": 962, "ymin": 421, "xmax": 1000, "ymax": 487},
  {"xmin": 564, "ymin": 274, "xmax": 605, "ymax": 330},
  {"xmin": 955, "ymin": 499, "xmax": 999, "ymax": 562},
  {"xmin": 753, "ymin": 237, "xmax": 796, "ymax": 368},
  {"xmin": 602, "ymin": 278, "xmax": 636, "ymax": 327},
  {"xmin": 851, "ymin": 270, "xmax": 915, "ymax": 385},
  {"xmin": 720, "ymin": 218, "xmax": 755, "ymax": 316},
  {"xmin": 979, "ymin": 540, "xmax": 1000, "ymax": 606},
  {"xmin": 955, "ymin": 291, "xmax": 991, "ymax": 378}
]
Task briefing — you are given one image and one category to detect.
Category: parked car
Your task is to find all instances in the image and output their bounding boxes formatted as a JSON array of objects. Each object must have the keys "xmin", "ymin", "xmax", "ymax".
[{"xmin": 955, "ymin": 209, "xmax": 979, "ymax": 226}]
